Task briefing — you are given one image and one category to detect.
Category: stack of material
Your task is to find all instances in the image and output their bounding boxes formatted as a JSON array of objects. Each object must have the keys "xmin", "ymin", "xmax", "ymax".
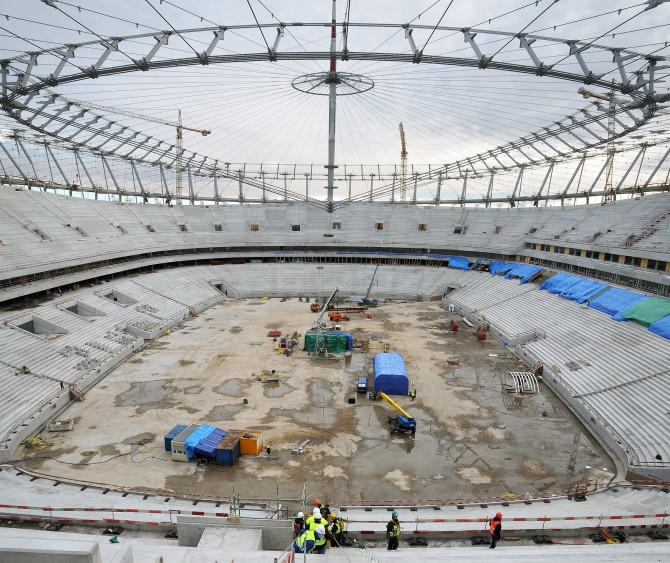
[{"xmin": 194, "ymin": 427, "xmax": 227, "ymax": 460}]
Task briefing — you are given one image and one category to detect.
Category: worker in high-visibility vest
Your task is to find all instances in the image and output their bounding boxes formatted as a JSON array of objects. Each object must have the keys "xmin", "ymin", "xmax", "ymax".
[
  {"xmin": 489, "ymin": 511, "xmax": 502, "ymax": 549},
  {"xmin": 304, "ymin": 507, "xmax": 320, "ymax": 529},
  {"xmin": 327, "ymin": 513, "xmax": 344, "ymax": 547},
  {"xmin": 306, "ymin": 507, "xmax": 326, "ymax": 532},
  {"xmin": 386, "ymin": 511, "xmax": 400, "ymax": 550},
  {"xmin": 292, "ymin": 528, "xmax": 316, "ymax": 554},
  {"xmin": 312, "ymin": 525, "xmax": 327, "ymax": 554}
]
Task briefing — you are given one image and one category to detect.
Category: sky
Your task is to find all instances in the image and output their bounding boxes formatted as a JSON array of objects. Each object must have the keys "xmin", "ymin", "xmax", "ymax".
[{"xmin": 0, "ymin": 0, "xmax": 669, "ymax": 203}]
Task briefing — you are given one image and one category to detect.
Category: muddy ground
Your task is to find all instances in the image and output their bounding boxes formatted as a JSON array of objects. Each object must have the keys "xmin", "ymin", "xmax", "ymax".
[{"xmin": 18, "ymin": 298, "xmax": 613, "ymax": 505}]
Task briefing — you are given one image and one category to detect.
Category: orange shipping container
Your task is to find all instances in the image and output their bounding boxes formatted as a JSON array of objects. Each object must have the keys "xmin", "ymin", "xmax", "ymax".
[{"xmin": 240, "ymin": 430, "xmax": 264, "ymax": 456}]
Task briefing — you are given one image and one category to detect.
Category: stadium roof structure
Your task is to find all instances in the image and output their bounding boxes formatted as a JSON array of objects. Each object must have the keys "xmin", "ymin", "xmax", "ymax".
[{"xmin": 0, "ymin": 0, "xmax": 669, "ymax": 208}]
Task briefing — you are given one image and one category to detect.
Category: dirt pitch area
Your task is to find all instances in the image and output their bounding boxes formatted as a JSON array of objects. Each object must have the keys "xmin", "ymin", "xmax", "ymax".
[{"xmin": 19, "ymin": 298, "xmax": 613, "ymax": 505}]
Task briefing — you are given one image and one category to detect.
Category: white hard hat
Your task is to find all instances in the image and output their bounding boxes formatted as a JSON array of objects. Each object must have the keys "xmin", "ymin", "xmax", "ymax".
[
  {"xmin": 313, "ymin": 507, "xmax": 321, "ymax": 516},
  {"xmin": 315, "ymin": 525, "xmax": 325, "ymax": 537},
  {"xmin": 297, "ymin": 512, "xmax": 303, "ymax": 518}
]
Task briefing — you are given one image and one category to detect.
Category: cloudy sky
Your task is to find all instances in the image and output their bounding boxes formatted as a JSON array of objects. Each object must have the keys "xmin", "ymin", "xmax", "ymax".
[{"xmin": 0, "ymin": 1, "xmax": 669, "ymax": 202}]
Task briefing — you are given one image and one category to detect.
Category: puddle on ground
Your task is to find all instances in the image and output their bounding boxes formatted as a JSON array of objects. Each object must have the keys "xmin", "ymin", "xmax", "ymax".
[
  {"xmin": 229, "ymin": 326, "xmax": 243, "ymax": 334},
  {"xmin": 308, "ymin": 379, "xmax": 334, "ymax": 403},
  {"xmin": 262, "ymin": 381, "xmax": 296, "ymax": 398},
  {"xmin": 269, "ymin": 406, "xmax": 340, "ymax": 429},
  {"xmin": 205, "ymin": 404, "xmax": 244, "ymax": 421},
  {"xmin": 345, "ymin": 354, "xmax": 366, "ymax": 374},
  {"xmin": 184, "ymin": 386, "xmax": 203, "ymax": 394},
  {"xmin": 214, "ymin": 379, "xmax": 249, "ymax": 396},
  {"xmin": 115, "ymin": 379, "xmax": 175, "ymax": 411}
]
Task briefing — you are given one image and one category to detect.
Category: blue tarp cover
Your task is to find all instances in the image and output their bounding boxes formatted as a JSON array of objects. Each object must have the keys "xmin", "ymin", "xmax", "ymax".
[
  {"xmin": 504, "ymin": 264, "xmax": 542, "ymax": 284},
  {"xmin": 560, "ymin": 279, "xmax": 608, "ymax": 303},
  {"xmin": 539, "ymin": 273, "xmax": 582, "ymax": 294},
  {"xmin": 448, "ymin": 256, "xmax": 470, "ymax": 270},
  {"xmin": 184, "ymin": 424, "xmax": 216, "ymax": 459},
  {"xmin": 648, "ymin": 314, "xmax": 670, "ymax": 340},
  {"xmin": 468, "ymin": 258, "xmax": 483, "ymax": 270},
  {"xmin": 588, "ymin": 288, "xmax": 648, "ymax": 319},
  {"xmin": 373, "ymin": 353, "xmax": 409, "ymax": 396},
  {"xmin": 489, "ymin": 260, "xmax": 513, "ymax": 276},
  {"xmin": 194, "ymin": 428, "xmax": 226, "ymax": 458}
]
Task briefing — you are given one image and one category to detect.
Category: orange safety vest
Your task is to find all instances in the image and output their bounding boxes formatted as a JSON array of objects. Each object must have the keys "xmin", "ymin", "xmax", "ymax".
[{"xmin": 490, "ymin": 518, "xmax": 501, "ymax": 535}]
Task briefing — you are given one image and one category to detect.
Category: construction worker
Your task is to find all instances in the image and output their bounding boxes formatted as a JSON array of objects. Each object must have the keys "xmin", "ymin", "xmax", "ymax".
[
  {"xmin": 306, "ymin": 507, "xmax": 325, "ymax": 532},
  {"xmin": 293, "ymin": 511, "xmax": 305, "ymax": 538},
  {"xmin": 315, "ymin": 498, "xmax": 330, "ymax": 519},
  {"xmin": 409, "ymin": 388, "xmax": 417, "ymax": 401},
  {"xmin": 489, "ymin": 511, "xmax": 502, "ymax": 549},
  {"xmin": 313, "ymin": 524, "xmax": 327, "ymax": 554},
  {"xmin": 327, "ymin": 512, "xmax": 343, "ymax": 547},
  {"xmin": 386, "ymin": 511, "xmax": 400, "ymax": 550},
  {"xmin": 292, "ymin": 528, "xmax": 316, "ymax": 554}
]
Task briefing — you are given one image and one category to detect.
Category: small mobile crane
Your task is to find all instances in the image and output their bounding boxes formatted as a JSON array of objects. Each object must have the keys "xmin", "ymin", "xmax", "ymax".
[
  {"xmin": 359, "ymin": 265, "xmax": 379, "ymax": 307},
  {"xmin": 375, "ymin": 391, "xmax": 416, "ymax": 434}
]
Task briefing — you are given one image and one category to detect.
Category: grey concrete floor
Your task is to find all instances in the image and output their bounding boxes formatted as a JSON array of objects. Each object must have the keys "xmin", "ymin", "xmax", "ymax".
[{"xmin": 16, "ymin": 298, "xmax": 613, "ymax": 506}]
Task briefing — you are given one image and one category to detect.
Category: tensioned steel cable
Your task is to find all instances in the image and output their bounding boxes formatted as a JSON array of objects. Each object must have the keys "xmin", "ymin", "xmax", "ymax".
[
  {"xmin": 40, "ymin": 1, "xmax": 137, "ymax": 65},
  {"xmin": 420, "ymin": 0, "xmax": 455, "ymax": 54},
  {"xmin": 142, "ymin": 0, "xmax": 202, "ymax": 58},
  {"xmin": 246, "ymin": 0, "xmax": 271, "ymax": 53},
  {"xmin": 488, "ymin": 0, "xmax": 560, "ymax": 61}
]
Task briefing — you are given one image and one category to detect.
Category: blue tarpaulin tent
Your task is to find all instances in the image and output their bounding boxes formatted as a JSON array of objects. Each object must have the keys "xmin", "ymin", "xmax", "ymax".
[
  {"xmin": 373, "ymin": 353, "xmax": 409, "ymax": 396},
  {"xmin": 649, "ymin": 315, "xmax": 670, "ymax": 340},
  {"xmin": 448, "ymin": 256, "xmax": 470, "ymax": 270},
  {"xmin": 504, "ymin": 264, "xmax": 542, "ymax": 284},
  {"xmin": 560, "ymin": 279, "xmax": 608, "ymax": 303},
  {"xmin": 489, "ymin": 260, "xmax": 513, "ymax": 276},
  {"xmin": 588, "ymin": 288, "xmax": 648, "ymax": 318},
  {"xmin": 184, "ymin": 424, "xmax": 216, "ymax": 459},
  {"xmin": 539, "ymin": 273, "xmax": 582, "ymax": 294}
]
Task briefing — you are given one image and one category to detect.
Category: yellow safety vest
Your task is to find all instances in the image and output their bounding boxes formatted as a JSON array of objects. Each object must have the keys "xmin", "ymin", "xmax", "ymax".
[
  {"xmin": 388, "ymin": 519, "xmax": 400, "ymax": 537},
  {"xmin": 296, "ymin": 530, "xmax": 316, "ymax": 552},
  {"xmin": 308, "ymin": 518, "xmax": 324, "ymax": 532}
]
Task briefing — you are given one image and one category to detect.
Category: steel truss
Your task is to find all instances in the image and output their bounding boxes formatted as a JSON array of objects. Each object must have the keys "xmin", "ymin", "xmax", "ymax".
[
  {"xmin": 1, "ymin": 18, "xmax": 669, "ymax": 210},
  {"xmin": 2, "ymin": 130, "xmax": 669, "ymax": 209}
]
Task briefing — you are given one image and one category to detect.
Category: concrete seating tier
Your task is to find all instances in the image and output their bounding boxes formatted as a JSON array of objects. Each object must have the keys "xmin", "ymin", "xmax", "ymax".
[{"xmin": 446, "ymin": 269, "xmax": 670, "ymax": 472}]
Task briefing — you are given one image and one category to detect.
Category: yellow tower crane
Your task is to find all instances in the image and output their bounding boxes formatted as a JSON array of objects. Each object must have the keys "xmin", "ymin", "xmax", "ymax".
[
  {"xmin": 578, "ymin": 86, "xmax": 616, "ymax": 203},
  {"xmin": 399, "ymin": 122, "xmax": 408, "ymax": 202},
  {"xmin": 48, "ymin": 92, "xmax": 211, "ymax": 204}
]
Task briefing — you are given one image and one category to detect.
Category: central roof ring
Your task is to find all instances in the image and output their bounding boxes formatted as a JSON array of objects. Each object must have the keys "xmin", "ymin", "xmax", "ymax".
[{"xmin": 292, "ymin": 72, "xmax": 374, "ymax": 96}]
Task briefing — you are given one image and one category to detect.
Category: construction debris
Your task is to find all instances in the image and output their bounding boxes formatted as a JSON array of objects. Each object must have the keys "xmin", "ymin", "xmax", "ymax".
[{"xmin": 47, "ymin": 419, "xmax": 74, "ymax": 432}]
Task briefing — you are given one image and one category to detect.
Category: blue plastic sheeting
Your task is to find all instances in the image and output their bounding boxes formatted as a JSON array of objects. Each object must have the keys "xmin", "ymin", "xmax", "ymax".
[
  {"xmin": 649, "ymin": 315, "xmax": 670, "ymax": 340},
  {"xmin": 448, "ymin": 256, "xmax": 470, "ymax": 270},
  {"xmin": 194, "ymin": 428, "xmax": 227, "ymax": 459},
  {"xmin": 184, "ymin": 424, "xmax": 216, "ymax": 459},
  {"xmin": 588, "ymin": 288, "xmax": 648, "ymax": 318},
  {"xmin": 560, "ymin": 279, "xmax": 608, "ymax": 303},
  {"xmin": 325, "ymin": 332, "xmax": 354, "ymax": 351},
  {"xmin": 489, "ymin": 260, "xmax": 513, "ymax": 276},
  {"xmin": 468, "ymin": 258, "xmax": 483, "ymax": 270},
  {"xmin": 539, "ymin": 273, "xmax": 582, "ymax": 294},
  {"xmin": 504, "ymin": 264, "xmax": 542, "ymax": 284},
  {"xmin": 373, "ymin": 353, "xmax": 409, "ymax": 396}
]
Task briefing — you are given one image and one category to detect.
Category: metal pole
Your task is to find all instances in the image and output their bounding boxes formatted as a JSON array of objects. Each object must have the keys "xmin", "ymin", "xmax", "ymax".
[{"xmin": 325, "ymin": 0, "xmax": 338, "ymax": 206}]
